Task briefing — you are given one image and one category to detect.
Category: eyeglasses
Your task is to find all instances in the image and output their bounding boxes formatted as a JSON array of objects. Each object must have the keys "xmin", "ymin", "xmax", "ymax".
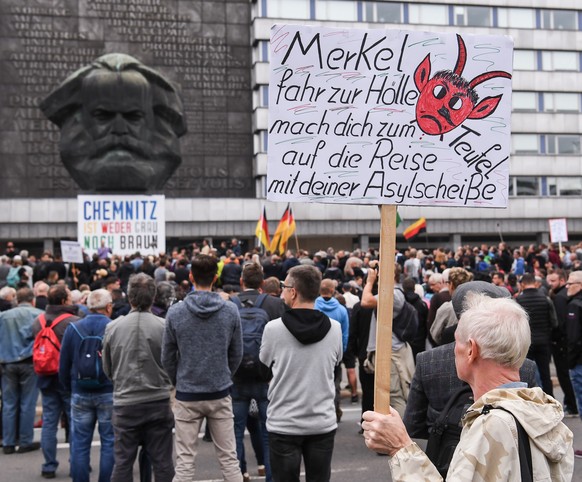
[
  {"xmin": 280, "ymin": 283, "xmax": 294, "ymax": 290},
  {"xmin": 566, "ymin": 282, "xmax": 581, "ymax": 286}
]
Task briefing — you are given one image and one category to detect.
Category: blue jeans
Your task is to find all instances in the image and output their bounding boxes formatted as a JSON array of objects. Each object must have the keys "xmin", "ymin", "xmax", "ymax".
[
  {"xmin": 1, "ymin": 361, "xmax": 38, "ymax": 446},
  {"xmin": 70, "ymin": 391, "xmax": 114, "ymax": 482},
  {"xmin": 41, "ymin": 387, "xmax": 70, "ymax": 473},
  {"xmin": 231, "ymin": 381, "xmax": 271, "ymax": 481},
  {"xmin": 570, "ymin": 364, "xmax": 582, "ymax": 422}
]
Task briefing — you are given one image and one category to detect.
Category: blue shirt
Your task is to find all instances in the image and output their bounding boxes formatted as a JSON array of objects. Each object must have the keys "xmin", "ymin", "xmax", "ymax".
[{"xmin": 0, "ymin": 304, "xmax": 43, "ymax": 363}]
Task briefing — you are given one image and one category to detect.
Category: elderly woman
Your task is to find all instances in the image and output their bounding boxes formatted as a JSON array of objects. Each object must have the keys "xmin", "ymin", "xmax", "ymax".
[{"xmin": 362, "ymin": 294, "xmax": 573, "ymax": 481}]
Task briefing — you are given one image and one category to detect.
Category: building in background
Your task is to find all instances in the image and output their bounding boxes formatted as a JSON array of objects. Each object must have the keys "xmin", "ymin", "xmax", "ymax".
[{"xmin": 0, "ymin": 0, "xmax": 580, "ymax": 254}]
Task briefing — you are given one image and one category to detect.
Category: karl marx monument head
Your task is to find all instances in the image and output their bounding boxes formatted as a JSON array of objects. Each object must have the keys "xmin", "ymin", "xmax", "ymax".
[{"xmin": 40, "ymin": 53, "xmax": 187, "ymax": 192}]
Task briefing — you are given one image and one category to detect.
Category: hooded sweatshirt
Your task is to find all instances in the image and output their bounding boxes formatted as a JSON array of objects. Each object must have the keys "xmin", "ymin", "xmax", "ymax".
[
  {"xmin": 162, "ymin": 290, "xmax": 242, "ymax": 401},
  {"xmin": 389, "ymin": 387, "xmax": 574, "ymax": 481},
  {"xmin": 260, "ymin": 309, "xmax": 343, "ymax": 435},
  {"xmin": 314, "ymin": 295, "xmax": 349, "ymax": 351}
]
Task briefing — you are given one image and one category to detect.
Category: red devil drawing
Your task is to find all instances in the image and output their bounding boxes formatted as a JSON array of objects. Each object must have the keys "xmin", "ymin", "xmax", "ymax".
[{"xmin": 414, "ymin": 34, "xmax": 512, "ymax": 138}]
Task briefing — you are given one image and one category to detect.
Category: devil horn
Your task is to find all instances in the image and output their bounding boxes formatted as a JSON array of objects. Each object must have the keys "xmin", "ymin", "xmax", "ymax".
[
  {"xmin": 469, "ymin": 71, "xmax": 512, "ymax": 89},
  {"xmin": 453, "ymin": 34, "xmax": 467, "ymax": 76}
]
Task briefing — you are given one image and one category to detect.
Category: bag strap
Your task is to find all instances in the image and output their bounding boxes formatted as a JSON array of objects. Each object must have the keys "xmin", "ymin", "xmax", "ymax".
[
  {"xmin": 49, "ymin": 313, "xmax": 73, "ymax": 329},
  {"xmin": 254, "ymin": 293, "xmax": 268, "ymax": 309},
  {"xmin": 70, "ymin": 323, "xmax": 86, "ymax": 340},
  {"xmin": 436, "ymin": 384, "xmax": 472, "ymax": 428},
  {"xmin": 482, "ymin": 405, "xmax": 533, "ymax": 482},
  {"xmin": 39, "ymin": 313, "xmax": 71, "ymax": 330},
  {"xmin": 231, "ymin": 296, "xmax": 243, "ymax": 309}
]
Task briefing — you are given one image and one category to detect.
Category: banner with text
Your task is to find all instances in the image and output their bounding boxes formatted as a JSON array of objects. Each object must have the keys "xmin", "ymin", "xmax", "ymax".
[
  {"xmin": 78, "ymin": 195, "xmax": 165, "ymax": 256},
  {"xmin": 267, "ymin": 25, "xmax": 513, "ymax": 207}
]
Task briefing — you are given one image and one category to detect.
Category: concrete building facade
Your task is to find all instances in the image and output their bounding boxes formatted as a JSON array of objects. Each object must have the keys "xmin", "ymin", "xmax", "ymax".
[{"xmin": 0, "ymin": 0, "xmax": 580, "ymax": 253}]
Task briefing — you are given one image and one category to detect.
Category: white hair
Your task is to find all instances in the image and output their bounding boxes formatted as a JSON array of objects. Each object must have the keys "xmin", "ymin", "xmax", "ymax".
[
  {"xmin": 429, "ymin": 273, "xmax": 443, "ymax": 284},
  {"xmin": 70, "ymin": 289, "xmax": 83, "ymax": 304},
  {"xmin": 87, "ymin": 289, "xmax": 112, "ymax": 311},
  {"xmin": 0, "ymin": 286, "xmax": 16, "ymax": 300},
  {"xmin": 456, "ymin": 293, "xmax": 530, "ymax": 369}
]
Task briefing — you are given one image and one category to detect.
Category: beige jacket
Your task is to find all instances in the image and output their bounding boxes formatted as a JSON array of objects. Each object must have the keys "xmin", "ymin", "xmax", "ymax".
[{"xmin": 390, "ymin": 387, "xmax": 574, "ymax": 481}]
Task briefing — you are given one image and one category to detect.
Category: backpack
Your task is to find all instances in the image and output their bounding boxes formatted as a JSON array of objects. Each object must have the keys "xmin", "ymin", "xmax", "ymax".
[
  {"xmin": 70, "ymin": 323, "xmax": 108, "ymax": 390},
  {"xmin": 231, "ymin": 293, "xmax": 270, "ymax": 380},
  {"xmin": 392, "ymin": 299, "xmax": 419, "ymax": 343},
  {"xmin": 425, "ymin": 384, "xmax": 474, "ymax": 478},
  {"xmin": 6, "ymin": 267, "xmax": 21, "ymax": 288},
  {"xmin": 33, "ymin": 313, "xmax": 72, "ymax": 376}
]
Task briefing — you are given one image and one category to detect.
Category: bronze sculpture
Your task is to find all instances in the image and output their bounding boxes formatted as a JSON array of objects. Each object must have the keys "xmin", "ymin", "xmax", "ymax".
[{"xmin": 41, "ymin": 53, "xmax": 187, "ymax": 192}]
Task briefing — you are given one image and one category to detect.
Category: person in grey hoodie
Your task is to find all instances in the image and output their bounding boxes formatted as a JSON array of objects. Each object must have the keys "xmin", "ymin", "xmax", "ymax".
[
  {"xmin": 260, "ymin": 265, "xmax": 343, "ymax": 482},
  {"xmin": 162, "ymin": 254, "xmax": 243, "ymax": 482}
]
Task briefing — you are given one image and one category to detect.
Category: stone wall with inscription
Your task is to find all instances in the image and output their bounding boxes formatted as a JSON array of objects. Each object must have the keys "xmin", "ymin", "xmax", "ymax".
[{"xmin": 0, "ymin": 0, "xmax": 253, "ymax": 198}]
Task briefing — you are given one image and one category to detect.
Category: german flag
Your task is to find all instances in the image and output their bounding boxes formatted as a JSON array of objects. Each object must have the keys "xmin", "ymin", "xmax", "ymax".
[
  {"xmin": 255, "ymin": 206, "xmax": 270, "ymax": 251},
  {"xmin": 403, "ymin": 217, "xmax": 427, "ymax": 240},
  {"xmin": 270, "ymin": 204, "xmax": 296, "ymax": 255}
]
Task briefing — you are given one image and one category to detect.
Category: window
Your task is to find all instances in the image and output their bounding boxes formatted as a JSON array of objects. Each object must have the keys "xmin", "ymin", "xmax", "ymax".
[
  {"xmin": 513, "ymin": 50, "xmax": 536, "ymax": 70},
  {"xmin": 453, "ymin": 6, "xmax": 492, "ymax": 27},
  {"xmin": 259, "ymin": 86, "xmax": 269, "ymax": 107},
  {"xmin": 266, "ymin": 0, "xmax": 310, "ymax": 19},
  {"xmin": 315, "ymin": 0, "xmax": 358, "ymax": 21},
  {"xmin": 544, "ymin": 93, "xmax": 580, "ymax": 113},
  {"xmin": 541, "ymin": 9, "xmax": 577, "ymax": 30},
  {"xmin": 409, "ymin": 4, "xmax": 448, "ymax": 25},
  {"xmin": 547, "ymin": 135, "xmax": 581, "ymax": 155},
  {"xmin": 513, "ymin": 176, "xmax": 582, "ymax": 197},
  {"xmin": 509, "ymin": 177, "xmax": 539, "ymax": 196},
  {"xmin": 541, "ymin": 51, "xmax": 579, "ymax": 71},
  {"xmin": 544, "ymin": 177, "xmax": 582, "ymax": 196},
  {"xmin": 513, "ymin": 92, "xmax": 537, "ymax": 112},
  {"xmin": 497, "ymin": 8, "xmax": 536, "ymax": 28},
  {"xmin": 252, "ymin": 41, "xmax": 269, "ymax": 63},
  {"xmin": 364, "ymin": 2, "xmax": 404, "ymax": 23},
  {"xmin": 512, "ymin": 134, "xmax": 539, "ymax": 154},
  {"xmin": 557, "ymin": 178, "xmax": 582, "ymax": 196},
  {"xmin": 261, "ymin": 131, "xmax": 268, "ymax": 152},
  {"xmin": 254, "ymin": 131, "xmax": 269, "ymax": 153}
]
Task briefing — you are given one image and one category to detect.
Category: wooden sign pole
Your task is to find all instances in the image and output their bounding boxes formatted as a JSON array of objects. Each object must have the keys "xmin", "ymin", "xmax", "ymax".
[{"xmin": 374, "ymin": 205, "xmax": 397, "ymax": 415}]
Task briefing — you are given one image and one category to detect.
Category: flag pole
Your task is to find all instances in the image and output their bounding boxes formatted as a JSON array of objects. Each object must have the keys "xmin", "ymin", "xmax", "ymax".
[{"xmin": 375, "ymin": 205, "xmax": 396, "ymax": 415}]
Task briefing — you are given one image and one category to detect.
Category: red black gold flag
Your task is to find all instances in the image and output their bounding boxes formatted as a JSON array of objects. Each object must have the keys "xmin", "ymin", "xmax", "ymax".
[{"xmin": 403, "ymin": 217, "xmax": 427, "ymax": 240}]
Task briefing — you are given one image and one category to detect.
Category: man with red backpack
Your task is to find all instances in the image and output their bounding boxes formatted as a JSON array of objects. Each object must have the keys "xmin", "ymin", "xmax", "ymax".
[{"xmin": 32, "ymin": 285, "xmax": 79, "ymax": 479}]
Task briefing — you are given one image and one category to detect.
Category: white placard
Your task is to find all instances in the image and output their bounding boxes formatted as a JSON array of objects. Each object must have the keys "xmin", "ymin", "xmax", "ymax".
[
  {"xmin": 78, "ymin": 195, "xmax": 165, "ymax": 256},
  {"xmin": 267, "ymin": 25, "xmax": 513, "ymax": 207},
  {"xmin": 549, "ymin": 218, "xmax": 568, "ymax": 243},
  {"xmin": 60, "ymin": 240, "xmax": 84, "ymax": 264}
]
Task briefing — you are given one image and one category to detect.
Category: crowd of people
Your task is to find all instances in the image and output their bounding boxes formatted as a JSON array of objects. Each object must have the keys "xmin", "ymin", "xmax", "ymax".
[{"xmin": 0, "ymin": 237, "xmax": 581, "ymax": 481}]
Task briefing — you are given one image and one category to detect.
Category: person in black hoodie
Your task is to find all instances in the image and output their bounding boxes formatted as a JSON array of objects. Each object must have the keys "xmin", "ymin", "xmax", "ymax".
[
  {"xmin": 401, "ymin": 277, "xmax": 428, "ymax": 361},
  {"xmin": 260, "ymin": 265, "xmax": 342, "ymax": 482}
]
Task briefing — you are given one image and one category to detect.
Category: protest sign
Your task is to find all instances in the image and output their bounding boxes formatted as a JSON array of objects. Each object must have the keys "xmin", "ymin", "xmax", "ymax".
[
  {"xmin": 268, "ymin": 25, "xmax": 513, "ymax": 414},
  {"xmin": 549, "ymin": 218, "xmax": 568, "ymax": 243},
  {"xmin": 267, "ymin": 25, "xmax": 513, "ymax": 207},
  {"xmin": 78, "ymin": 195, "xmax": 165, "ymax": 256},
  {"xmin": 60, "ymin": 240, "xmax": 84, "ymax": 264}
]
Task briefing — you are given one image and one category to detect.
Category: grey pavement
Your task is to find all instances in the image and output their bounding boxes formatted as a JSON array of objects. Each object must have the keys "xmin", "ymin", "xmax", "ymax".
[{"xmin": 1, "ymin": 388, "xmax": 581, "ymax": 481}]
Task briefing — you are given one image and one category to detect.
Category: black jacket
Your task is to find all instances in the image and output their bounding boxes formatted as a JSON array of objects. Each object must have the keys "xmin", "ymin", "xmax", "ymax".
[
  {"xmin": 516, "ymin": 288, "xmax": 558, "ymax": 346},
  {"xmin": 347, "ymin": 302, "xmax": 374, "ymax": 364},
  {"xmin": 567, "ymin": 293, "xmax": 582, "ymax": 368}
]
